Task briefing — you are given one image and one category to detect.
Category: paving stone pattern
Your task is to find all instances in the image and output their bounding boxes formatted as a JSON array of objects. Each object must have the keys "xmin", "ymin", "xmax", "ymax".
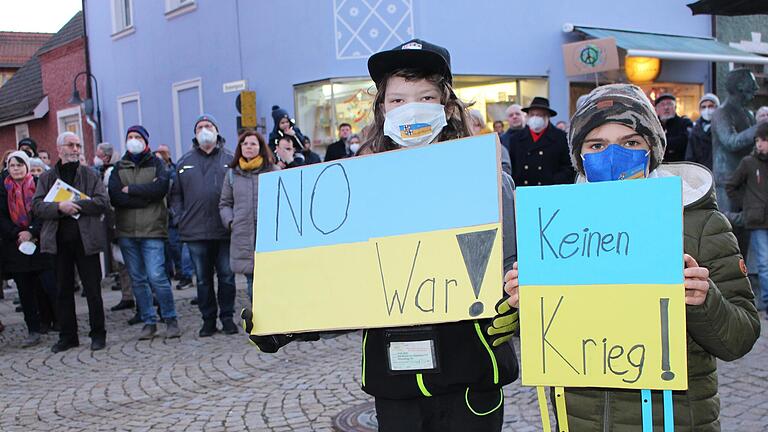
[{"xmin": 0, "ymin": 280, "xmax": 766, "ymax": 431}]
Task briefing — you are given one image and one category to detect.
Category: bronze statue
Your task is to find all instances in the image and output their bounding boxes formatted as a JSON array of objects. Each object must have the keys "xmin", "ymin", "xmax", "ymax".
[{"xmin": 712, "ymin": 68, "xmax": 760, "ymax": 213}]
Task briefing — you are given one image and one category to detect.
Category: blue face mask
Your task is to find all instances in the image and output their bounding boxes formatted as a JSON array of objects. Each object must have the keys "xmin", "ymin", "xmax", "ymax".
[{"xmin": 582, "ymin": 144, "xmax": 650, "ymax": 182}]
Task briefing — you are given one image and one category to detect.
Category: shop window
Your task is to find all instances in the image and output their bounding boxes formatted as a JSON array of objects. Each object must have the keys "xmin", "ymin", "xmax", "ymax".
[
  {"xmin": 294, "ymin": 76, "xmax": 549, "ymax": 154},
  {"xmin": 640, "ymin": 83, "xmax": 703, "ymax": 121}
]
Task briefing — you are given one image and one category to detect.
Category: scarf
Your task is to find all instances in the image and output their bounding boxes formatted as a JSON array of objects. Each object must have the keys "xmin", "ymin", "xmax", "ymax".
[
  {"xmin": 239, "ymin": 156, "xmax": 264, "ymax": 171},
  {"xmin": 4, "ymin": 174, "xmax": 35, "ymax": 229}
]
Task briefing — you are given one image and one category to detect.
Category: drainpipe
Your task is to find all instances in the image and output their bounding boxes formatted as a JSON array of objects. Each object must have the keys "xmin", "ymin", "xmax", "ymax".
[{"xmin": 80, "ymin": 0, "xmax": 99, "ymax": 156}]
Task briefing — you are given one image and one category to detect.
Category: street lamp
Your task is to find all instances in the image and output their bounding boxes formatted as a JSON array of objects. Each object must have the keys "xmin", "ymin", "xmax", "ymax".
[{"xmin": 69, "ymin": 71, "xmax": 103, "ymax": 144}]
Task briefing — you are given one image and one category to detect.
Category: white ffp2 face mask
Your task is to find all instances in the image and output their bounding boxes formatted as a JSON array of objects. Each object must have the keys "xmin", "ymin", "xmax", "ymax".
[
  {"xmin": 196, "ymin": 128, "xmax": 217, "ymax": 146},
  {"xmin": 700, "ymin": 107, "xmax": 715, "ymax": 122},
  {"xmin": 527, "ymin": 116, "xmax": 546, "ymax": 133},
  {"xmin": 384, "ymin": 102, "xmax": 447, "ymax": 147},
  {"xmin": 126, "ymin": 139, "xmax": 145, "ymax": 154}
]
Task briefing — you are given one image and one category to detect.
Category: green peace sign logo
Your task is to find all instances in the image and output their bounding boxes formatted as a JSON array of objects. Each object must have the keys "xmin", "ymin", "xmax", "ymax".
[{"xmin": 579, "ymin": 45, "xmax": 601, "ymax": 67}]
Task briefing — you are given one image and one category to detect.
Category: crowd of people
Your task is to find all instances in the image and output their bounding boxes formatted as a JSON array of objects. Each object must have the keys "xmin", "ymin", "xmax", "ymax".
[{"xmin": 0, "ymin": 35, "xmax": 764, "ymax": 431}]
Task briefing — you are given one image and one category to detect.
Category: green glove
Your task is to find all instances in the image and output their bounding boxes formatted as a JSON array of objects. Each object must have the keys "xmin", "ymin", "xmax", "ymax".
[
  {"xmin": 240, "ymin": 308, "xmax": 294, "ymax": 353},
  {"xmin": 485, "ymin": 296, "xmax": 519, "ymax": 347}
]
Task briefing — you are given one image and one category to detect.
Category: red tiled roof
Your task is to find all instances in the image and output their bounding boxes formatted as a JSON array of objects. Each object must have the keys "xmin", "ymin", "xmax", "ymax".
[{"xmin": 0, "ymin": 32, "xmax": 53, "ymax": 68}]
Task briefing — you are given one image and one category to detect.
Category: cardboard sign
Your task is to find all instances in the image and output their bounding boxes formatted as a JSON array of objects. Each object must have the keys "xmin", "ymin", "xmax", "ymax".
[
  {"xmin": 562, "ymin": 37, "xmax": 620, "ymax": 76},
  {"xmin": 516, "ymin": 177, "xmax": 687, "ymax": 390},
  {"xmin": 251, "ymin": 134, "xmax": 505, "ymax": 335}
]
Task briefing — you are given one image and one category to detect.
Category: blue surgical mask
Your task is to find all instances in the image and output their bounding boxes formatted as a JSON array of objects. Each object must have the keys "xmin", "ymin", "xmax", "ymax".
[{"xmin": 582, "ymin": 144, "xmax": 650, "ymax": 182}]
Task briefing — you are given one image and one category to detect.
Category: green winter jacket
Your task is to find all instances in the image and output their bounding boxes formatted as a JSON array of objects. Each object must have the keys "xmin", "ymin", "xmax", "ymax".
[
  {"xmin": 108, "ymin": 152, "xmax": 170, "ymax": 239},
  {"xmin": 560, "ymin": 163, "xmax": 760, "ymax": 432}
]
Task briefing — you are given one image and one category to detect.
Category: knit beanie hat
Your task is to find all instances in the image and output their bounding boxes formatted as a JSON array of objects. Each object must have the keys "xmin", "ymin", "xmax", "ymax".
[
  {"xmin": 194, "ymin": 114, "xmax": 219, "ymax": 133},
  {"xmin": 568, "ymin": 84, "xmax": 667, "ymax": 175},
  {"xmin": 271, "ymin": 105, "xmax": 291, "ymax": 127},
  {"xmin": 699, "ymin": 93, "xmax": 720, "ymax": 107},
  {"xmin": 126, "ymin": 125, "xmax": 150, "ymax": 144},
  {"xmin": 17, "ymin": 137, "xmax": 38, "ymax": 157},
  {"xmin": 7, "ymin": 150, "xmax": 31, "ymax": 172}
]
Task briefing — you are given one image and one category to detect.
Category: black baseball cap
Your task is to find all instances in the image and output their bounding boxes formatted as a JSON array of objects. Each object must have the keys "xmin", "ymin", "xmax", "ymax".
[{"xmin": 367, "ymin": 39, "xmax": 452, "ymax": 87}]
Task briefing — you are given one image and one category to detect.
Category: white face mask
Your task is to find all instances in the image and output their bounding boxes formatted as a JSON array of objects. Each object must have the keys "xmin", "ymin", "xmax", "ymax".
[
  {"xmin": 384, "ymin": 102, "xmax": 447, "ymax": 147},
  {"xmin": 527, "ymin": 115, "xmax": 547, "ymax": 133},
  {"xmin": 196, "ymin": 128, "xmax": 217, "ymax": 147},
  {"xmin": 126, "ymin": 138, "xmax": 145, "ymax": 155},
  {"xmin": 92, "ymin": 156, "xmax": 104, "ymax": 167},
  {"xmin": 349, "ymin": 143, "xmax": 361, "ymax": 154},
  {"xmin": 700, "ymin": 107, "xmax": 715, "ymax": 122}
]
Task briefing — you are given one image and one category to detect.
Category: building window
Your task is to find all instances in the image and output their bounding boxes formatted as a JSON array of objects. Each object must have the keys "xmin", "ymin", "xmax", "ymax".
[
  {"xmin": 116, "ymin": 92, "xmax": 142, "ymax": 153},
  {"xmin": 57, "ymin": 107, "xmax": 84, "ymax": 144},
  {"xmin": 15, "ymin": 123, "xmax": 30, "ymax": 143},
  {"xmin": 112, "ymin": 0, "xmax": 134, "ymax": 37},
  {"xmin": 165, "ymin": 0, "xmax": 196, "ymax": 19},
  {"xmin": 294, "ymin": 75, "xmax": 548, "ymax": 155},
  {"xmin": 171, "ymin": 78, "xmax": 204, "ymax": 158}
]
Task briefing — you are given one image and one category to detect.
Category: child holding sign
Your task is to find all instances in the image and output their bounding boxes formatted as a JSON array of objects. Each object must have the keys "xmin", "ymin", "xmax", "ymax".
[
  {"xmin": 243, "ymin": 39, "xmax": 520, "ymax": 431},
  {"xmin": 504, "ymin": 84, "xmax": 760, "ymax": 431}
]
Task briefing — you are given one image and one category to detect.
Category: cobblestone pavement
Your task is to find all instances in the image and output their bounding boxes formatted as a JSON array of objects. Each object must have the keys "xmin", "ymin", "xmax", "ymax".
[{"xmin": 0, "ymin": 278, "xmax": 767, "ymax": 431}]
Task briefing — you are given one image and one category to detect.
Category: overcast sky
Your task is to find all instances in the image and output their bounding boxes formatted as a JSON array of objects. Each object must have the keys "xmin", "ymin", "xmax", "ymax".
[{"xmin": 0, "ymin": 0, "xmax": 82, "ymax": 33}]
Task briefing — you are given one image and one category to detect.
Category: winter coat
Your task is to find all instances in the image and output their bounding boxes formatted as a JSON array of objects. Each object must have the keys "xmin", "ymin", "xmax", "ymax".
[
  {"xmin": 169, "ymin": 140, "xmax": 233, "ymax": 242},
  {"xmin": 685, "ymin": 120, "xmax": 713, "ymax": 170},
  {"xmin": 0, "ymin": 177, "xmax": 52, "ymax": 272},
  {"xmin": 505, "ymin": 125, "xmax": 575, "ymax": 186},
  {"xmin": 219, "ymin": 164, "xmax": 278, "ymax": 274},
  {"xmin": 660, "ymin": 115, "xmax": 693, "ymax": 162},
  {"xmin": 108, "ymin": 151, "xmax": 170, "ymax": 238},
  {"xmin": 726, "ymin": 153, "xmax": 768, "ymax": 229},
  {"xmin": 561, "ymin": 162, "xmax": 760, "ymax": 432},
  {"xmin": 325, "ymin": 139, "xmax": 352, "ymax": 162},
  {"xmin": 361, "ymin": 171, "xmax": 519, "ymax": 400},
  {"xmin": 712, "ymin": 101, "xmax": 757, "ymax": 187},
  {"xmin": 268, "ymin": 126, "xmax": 306, "ymax": 153},
  {"xmin": 32, "ymin": 163, "xmax": 109, "ymax": 256}
]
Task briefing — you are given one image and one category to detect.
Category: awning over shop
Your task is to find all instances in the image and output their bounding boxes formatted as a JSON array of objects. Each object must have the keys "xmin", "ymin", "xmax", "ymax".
[{"xmin": 565, "ymin": 25, "xmax": 768, "ymax": 65}]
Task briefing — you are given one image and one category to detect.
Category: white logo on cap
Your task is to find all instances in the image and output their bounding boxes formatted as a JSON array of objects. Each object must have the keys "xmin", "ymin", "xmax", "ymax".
[{"xmin": 401, "ymin": 42, "xmax": 422, "ymax": 50}]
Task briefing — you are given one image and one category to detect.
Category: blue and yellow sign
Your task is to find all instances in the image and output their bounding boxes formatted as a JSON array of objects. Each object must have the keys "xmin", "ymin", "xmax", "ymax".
[
  {"xmin": 516, "ymin": 177, "xmax": 687, "ymax": 390},
  {"xmin": 251, "ymin": 134, "xmax": 505, "ymax": 335}
]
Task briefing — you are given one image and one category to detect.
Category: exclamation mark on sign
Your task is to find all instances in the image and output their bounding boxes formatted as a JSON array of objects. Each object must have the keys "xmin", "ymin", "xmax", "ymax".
[
  {"xmin": 659, "ymin": 298, "xmax": 675, "ymax": 381},
  {"xmin": 456, "ymin": 228, "xmax": 498, "ymax": 317}
]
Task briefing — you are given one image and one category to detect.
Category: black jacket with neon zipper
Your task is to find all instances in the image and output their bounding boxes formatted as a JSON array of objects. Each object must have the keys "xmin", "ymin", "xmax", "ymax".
[{"xmin": 361, "ymin": 171, "xmax": 519, "ymax": 400}]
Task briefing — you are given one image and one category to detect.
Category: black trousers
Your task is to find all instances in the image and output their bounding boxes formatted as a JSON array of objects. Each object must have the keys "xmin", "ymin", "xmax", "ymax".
[
  {"xmin": 13, "ymin": 272, "xmax": 42, "ymax": 334},
  {"xmin": 56, "ymin": 238, "xmax": 105, "ymax": 343},
  {"xmin": 37, "ymin": 268, "xmax": 57, "ymax": 328},
  {"xmin": 375, "ymin": 388, "xmax": 504, "ymax": 432}
]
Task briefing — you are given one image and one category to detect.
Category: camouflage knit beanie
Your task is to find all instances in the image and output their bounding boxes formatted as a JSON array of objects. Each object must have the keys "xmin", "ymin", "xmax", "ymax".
[{"xmin": 568, "ymin": 84, "xmax": 666, "ymax": 175}]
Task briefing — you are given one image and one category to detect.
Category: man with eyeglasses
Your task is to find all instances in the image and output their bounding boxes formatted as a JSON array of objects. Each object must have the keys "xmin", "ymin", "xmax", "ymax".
[{"xmin": 32, "ymin": 131, "xmax": 110, "ymax": 353}]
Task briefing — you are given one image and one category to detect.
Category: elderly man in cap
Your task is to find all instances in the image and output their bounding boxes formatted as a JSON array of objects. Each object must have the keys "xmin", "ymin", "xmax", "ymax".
[
  {"xmin": 685, "ymin": 93, "xmax": 720, "ymax": 170},
  {"xmin": 654, "ymin": 93, "xmax": 693, "ymax": 162},
  {"xmin": 170, "ymin": 114, "xmax": 238, "ymax": 337},
  {"xmin": 504, "ymin": 97, "xmax": 574, "ymax": 186}
]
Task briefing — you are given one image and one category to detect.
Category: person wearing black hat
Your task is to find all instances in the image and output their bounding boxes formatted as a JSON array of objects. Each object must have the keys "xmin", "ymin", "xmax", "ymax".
[
  {"xmin": 17, "ymin": 137, "xmax": 38, "ymax": 158},
  {"xmin": 504, "ymin": 96, "xmax": 575, "ymax": 187},
  {"xmin": 242, "ymin": 38, "xmax": 519, "ymax": 432},
  {"xmin": 654, "ymin": 93, "xmax": 693, "ymax": 163}
]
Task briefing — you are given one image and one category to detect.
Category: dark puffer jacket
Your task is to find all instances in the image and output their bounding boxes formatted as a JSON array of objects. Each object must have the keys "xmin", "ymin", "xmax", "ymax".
[
  {"xmin": 725, "ymin": 152, "xmax": 768, "ymax": 230},
  {"xmin": 561, "ymin": 163, "xmax": 760, "ymax": 432},
  {"xmin": 169, "ymin": 139, "xmax": 233, "ymax": 242}
]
